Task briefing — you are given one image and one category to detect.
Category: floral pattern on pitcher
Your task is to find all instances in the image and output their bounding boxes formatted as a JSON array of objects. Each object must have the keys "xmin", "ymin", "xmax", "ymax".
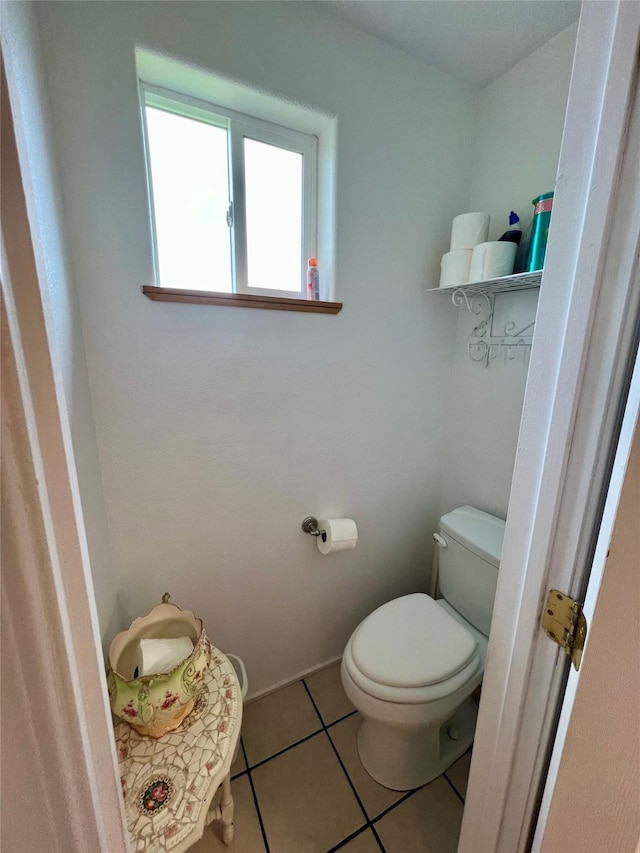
[
  {"xmin": 161, "ymin": 691, "xmax": 179, "ymax": 710},
  {"xmin": 107, "ymin": 597, "xmax": 212, "ymax": 737}
]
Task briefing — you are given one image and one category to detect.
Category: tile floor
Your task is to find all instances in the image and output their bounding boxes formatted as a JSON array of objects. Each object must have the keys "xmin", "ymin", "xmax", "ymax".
[{"xmin": 191, "ymin": 661, "xmax": 471, "ymax": 853}]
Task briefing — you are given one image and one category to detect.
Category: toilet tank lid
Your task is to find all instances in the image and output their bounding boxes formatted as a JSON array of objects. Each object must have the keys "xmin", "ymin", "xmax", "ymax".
[{"xmin": 439, "ymin": 506, "xmax": 505, "ymax": 568}]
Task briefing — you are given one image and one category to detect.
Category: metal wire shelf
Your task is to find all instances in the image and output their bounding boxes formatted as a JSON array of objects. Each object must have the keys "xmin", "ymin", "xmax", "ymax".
[{"xmin": 425, "ymin": 270, "xmax": 542, "ymax": 297}]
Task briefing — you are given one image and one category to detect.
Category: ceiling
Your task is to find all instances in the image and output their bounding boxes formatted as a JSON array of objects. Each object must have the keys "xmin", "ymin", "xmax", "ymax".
[{"xmin": 319, "ymin": 1, "xmax": 580, "ymax": 87}]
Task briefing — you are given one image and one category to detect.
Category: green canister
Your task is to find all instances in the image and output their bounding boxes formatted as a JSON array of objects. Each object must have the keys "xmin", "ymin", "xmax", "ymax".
[{"xmin": 525, "ymin": 192, "xmax": 554, "ymax": 271}]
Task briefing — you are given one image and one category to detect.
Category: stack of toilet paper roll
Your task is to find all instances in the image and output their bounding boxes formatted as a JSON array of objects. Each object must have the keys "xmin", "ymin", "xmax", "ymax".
[
  {"xmin": 439, "ymin": 212, "xmax": 516, "ymax": 287},
  {"xmin": 440, "ymin": 212, "xmax": 489, "ymax": 287}
]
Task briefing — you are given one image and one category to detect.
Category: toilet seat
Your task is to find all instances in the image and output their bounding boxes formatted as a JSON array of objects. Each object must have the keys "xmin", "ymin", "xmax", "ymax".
[
  {"xmin": 344, "ymin": 594, "xmax": 481, "ymax": 705},
  {"xmin": 352, "ymin": 593, "xmax": 477, "ymax": 688}
]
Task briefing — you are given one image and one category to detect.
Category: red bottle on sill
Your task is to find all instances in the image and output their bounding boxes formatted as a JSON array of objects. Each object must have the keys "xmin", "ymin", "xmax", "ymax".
[{"xmin": 306, "ymin": 258, "xmax": 319, "ymax": 301}]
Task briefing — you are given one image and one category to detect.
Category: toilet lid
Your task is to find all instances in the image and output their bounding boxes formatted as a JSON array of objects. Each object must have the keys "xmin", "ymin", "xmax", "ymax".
[{"xmin": 351, "ymin": 594, "xmax": 478, "ymax": 688}]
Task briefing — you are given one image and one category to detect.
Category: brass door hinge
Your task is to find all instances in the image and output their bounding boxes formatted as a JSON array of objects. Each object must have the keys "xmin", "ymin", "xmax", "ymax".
[{"xmin": 542, "ymin": 589, "xmax": 588, "ymax": 671}]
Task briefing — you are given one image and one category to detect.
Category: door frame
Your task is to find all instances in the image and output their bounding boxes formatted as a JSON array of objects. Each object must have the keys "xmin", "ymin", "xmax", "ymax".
[
  {"xmin": 1, "ymin": 56, "xmax": 130, "ymax": 852},
  {"xmin": 532, "ymin": 57, "xmax": 640, "ymax": 853},
  {"xmin": 459, "ymin": 3, "xmax": 640, "ymax": 851}
]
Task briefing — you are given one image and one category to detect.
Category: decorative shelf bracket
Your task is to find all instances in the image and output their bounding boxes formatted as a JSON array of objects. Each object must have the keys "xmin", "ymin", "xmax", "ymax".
[
  {"xmin": 426, "ymin": 271, "xmax": 541, "ymax": 368},
  {"xmin": 456, "ymin": 290, "xmax": 535, "ymax": 368},
  {"xmin": 451, "ymin": 289, "xmax": 492, "ymax": 316}
]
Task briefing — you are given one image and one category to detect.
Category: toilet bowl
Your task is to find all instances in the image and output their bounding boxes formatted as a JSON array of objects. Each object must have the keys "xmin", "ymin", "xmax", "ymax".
[{"xmin": 341, "ymin": 506, "xmax": 504, "ymax": 791}]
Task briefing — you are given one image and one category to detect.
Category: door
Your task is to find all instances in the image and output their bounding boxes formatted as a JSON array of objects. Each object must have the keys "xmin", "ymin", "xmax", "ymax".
[{"xmin": 533, "ymin": 353, "xmax": 640, "ymax": 852}]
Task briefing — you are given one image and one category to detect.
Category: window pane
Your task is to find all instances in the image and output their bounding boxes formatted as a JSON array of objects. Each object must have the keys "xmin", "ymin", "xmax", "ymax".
[
  {"xmin": 145, "ymin": 107, "xmax": 232, "ymax": 291},
  {"xmin": 244, "ymin": 138, "xmax": 303, "ymax": 293}
]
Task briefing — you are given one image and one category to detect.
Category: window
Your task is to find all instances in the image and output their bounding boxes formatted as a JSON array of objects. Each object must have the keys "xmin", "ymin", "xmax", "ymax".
[{"xmin": 141, "ymin": 84, "xmax": 318, "ymax": 300}]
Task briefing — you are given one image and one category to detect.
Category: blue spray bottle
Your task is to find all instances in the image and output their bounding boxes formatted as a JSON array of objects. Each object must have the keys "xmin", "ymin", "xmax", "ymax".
[{"xmin": 499, "ymin": 211, "xmax": 523, "ymax": 245}]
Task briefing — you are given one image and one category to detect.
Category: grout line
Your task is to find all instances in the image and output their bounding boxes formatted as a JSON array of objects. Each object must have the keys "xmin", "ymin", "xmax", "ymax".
[
  {"xmin": 231, "ymin": 768, "xmax": 248, "ymax": 781},
  {"xmin": 302, "ymin": 679, "xmax": 389, "ymax": 852},
  {"xmin": 371, "ymin": 787, "xmax": 419, "ymax": 824},
  {"xmin": 301, "ymin": 677, "xmax": 326, "ymax": 727},
  {"xmin": 370, "ymin": 823, "xmax": 386, "ymax": 852},
  {"xmin": 443, "ymin": 771, "xmax": 465, "ymax": 805},
  {"xmin": 302, "ymin": 680, "xmax": 377, "ymax": 847},
  {"xmin": 323, "ymin": 726, "xmax": 371, "ymax": 826},
  {"xmin": 302, "ymin": 679, "xmax": 388, "ymax": 852},
  {"xmin": 241, "ymin": 739, "xmax": 271, "ymax": 853},
  {"xmin": 246, "ymin": 728, "xmax": 324, "ymax": 771},
  {"xmin": 326, "ymin": 709, "xmax": 358, "ymax": 729},
  {"xmin": 325, "ymin": 825, "xmax": 375, "ymax": 853}
]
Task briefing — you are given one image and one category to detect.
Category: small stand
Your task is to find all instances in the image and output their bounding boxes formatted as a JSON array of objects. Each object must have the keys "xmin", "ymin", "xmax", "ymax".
[{"xmin": 115, "ymin": 648, "xmax": 242, "ymax": 851}]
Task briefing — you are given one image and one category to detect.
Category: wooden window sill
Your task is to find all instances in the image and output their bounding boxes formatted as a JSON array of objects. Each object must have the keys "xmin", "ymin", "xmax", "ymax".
[{"xmin": 142, "ymin": 286, "xmax": 342, "ymax": 314}]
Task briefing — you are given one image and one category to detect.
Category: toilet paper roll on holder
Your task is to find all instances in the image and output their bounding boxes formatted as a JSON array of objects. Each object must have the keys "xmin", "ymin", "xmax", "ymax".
[{"xmin": 302, "ymin": 516, "xmax": 327, "ymax": 542}]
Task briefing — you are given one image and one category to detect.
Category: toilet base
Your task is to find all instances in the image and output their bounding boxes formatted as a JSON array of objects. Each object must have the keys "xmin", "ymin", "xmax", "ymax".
[{"xmin": 356, "ymin": 699, "xmax": 478, "ymax": 791}]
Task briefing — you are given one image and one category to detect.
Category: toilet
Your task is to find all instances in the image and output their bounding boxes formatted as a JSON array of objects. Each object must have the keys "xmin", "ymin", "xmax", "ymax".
[{"xmin": 341, "ymin": 505, "xmax": 505, "ymax": 791}]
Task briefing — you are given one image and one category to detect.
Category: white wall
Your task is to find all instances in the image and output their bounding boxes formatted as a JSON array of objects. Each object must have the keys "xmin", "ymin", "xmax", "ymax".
[
  {"xmin": 2, "ymin": 2, "xmax": 121, "ymax": 652},
  {"xmin": 35, "ymin": 1, "xmax": 476, "ymax": 693},
  {"xmin": 439, "ymin": 24, "xmax": 577, "ymax": 520},
  {"xmin": 470, "ymin": 24, "xmax": 578, "ymax": 244}
]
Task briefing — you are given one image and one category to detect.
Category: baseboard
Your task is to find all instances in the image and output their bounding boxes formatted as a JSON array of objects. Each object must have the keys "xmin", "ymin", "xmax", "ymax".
[{"xmin": 244, "ymin": 654, "xmax": 342, "ymax": 705}]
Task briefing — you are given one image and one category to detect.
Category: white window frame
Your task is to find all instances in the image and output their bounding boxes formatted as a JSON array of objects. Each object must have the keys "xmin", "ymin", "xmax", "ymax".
[{"xmin": 140, "ymin": 82, "xmax": 318, "ymax": 300}]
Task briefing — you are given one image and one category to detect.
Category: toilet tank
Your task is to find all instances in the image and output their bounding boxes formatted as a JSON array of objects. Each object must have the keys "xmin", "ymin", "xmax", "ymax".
[{"xmin": 436, "ymin": 506, "xmax": 505, "ymax": 636}]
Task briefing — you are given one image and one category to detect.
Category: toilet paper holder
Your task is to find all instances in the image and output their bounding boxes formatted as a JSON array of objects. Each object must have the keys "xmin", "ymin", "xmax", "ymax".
[{"xmin": 302, "ymin": 516, "xmax": 327, "ymax": 542}]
